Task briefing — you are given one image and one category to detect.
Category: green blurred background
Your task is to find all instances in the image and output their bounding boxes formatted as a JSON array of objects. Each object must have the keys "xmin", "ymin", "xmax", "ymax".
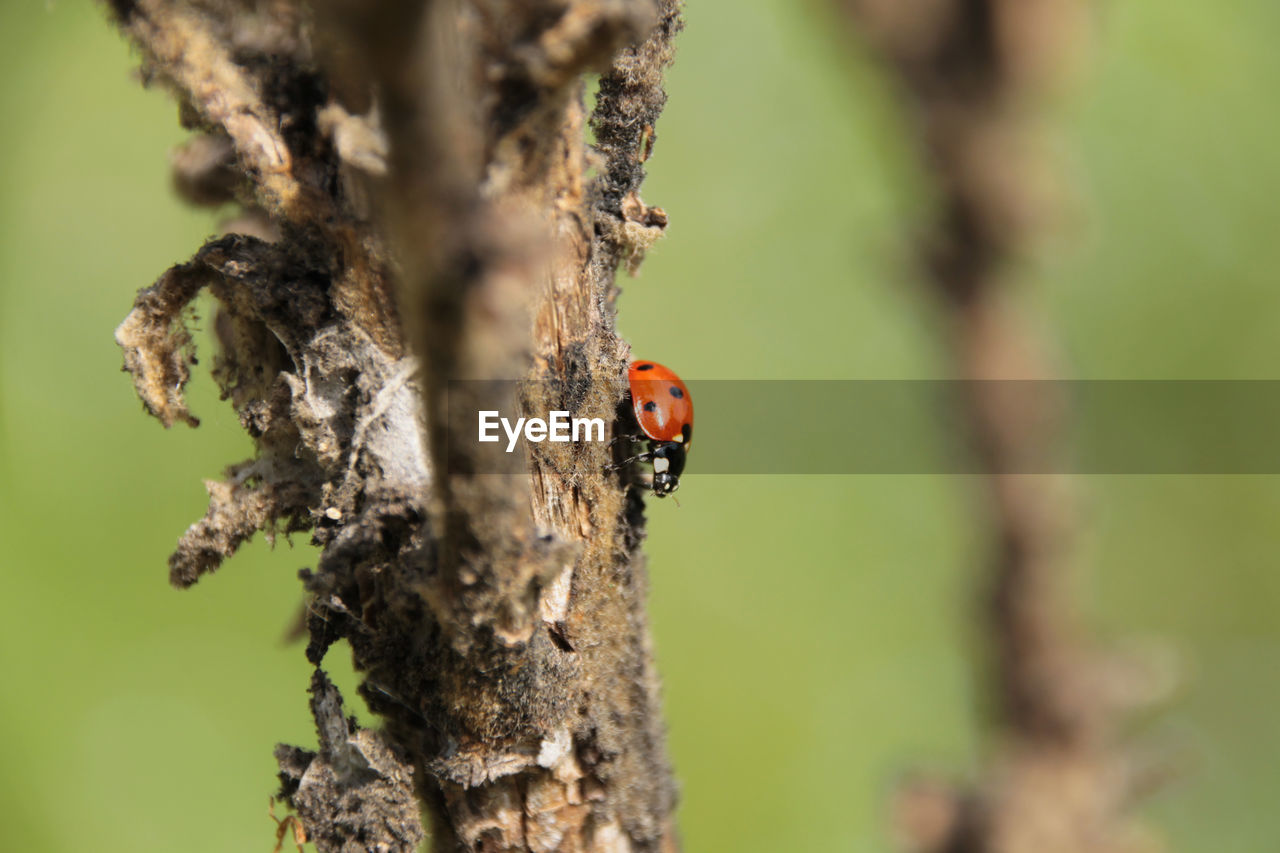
[{"xmin": 2, "ymin": 1, "xmax": 1279, "ymax": 850}]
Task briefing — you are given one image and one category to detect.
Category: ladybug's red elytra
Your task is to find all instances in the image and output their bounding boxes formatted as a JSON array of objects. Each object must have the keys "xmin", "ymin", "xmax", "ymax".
[{"xmin": 609, "ymin": 360, "xmax": 693, "ymax": 497}]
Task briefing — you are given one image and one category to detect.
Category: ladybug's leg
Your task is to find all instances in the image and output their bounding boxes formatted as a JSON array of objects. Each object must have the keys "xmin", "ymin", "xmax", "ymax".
[
  {"xmin": 608, "ymin": 432, "xmax": 646, "ymax": 448},
  {"xmin": 604, "ymin": 448, "xmax": 655, "ymax": 472},
  {"xmin": 605, "ymin": 431, "xmax": 650, "ymax": 473}
]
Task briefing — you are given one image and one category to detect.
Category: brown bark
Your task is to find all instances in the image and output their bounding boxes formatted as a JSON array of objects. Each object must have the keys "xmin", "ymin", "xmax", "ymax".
[
  {"xmin": 837, "ymin": 3, "xmax": 1165, "ymax": 853},
  {"xmin": 105, "ymin": 0, "xmax": 683, "ymax": 850}
]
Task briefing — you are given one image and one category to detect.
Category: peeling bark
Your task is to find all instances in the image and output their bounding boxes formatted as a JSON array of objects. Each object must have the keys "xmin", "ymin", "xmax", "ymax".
[{"xmin": 106, "ymin": 1, "xmax": 683, "ymax": 850}]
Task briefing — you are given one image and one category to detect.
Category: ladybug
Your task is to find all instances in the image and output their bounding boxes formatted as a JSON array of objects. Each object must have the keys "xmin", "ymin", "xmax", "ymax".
[{"xmin": 610, "ymin": 360, "xmax": 693, "ymax": 497}]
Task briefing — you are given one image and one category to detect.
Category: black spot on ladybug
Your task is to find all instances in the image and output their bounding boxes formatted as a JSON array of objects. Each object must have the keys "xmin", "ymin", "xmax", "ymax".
[
  {"xmin": 682, "ymin": 423, "xmax": 692, "ymax": 443},
  {"xmin": 643, "ymin": 401, "xmax": 658, "ymax": 412},
  {"xmin": 635, "ymin": 363, "xmax": 655, "ymax": 371},
  {"xmin": 669, "ymin": 386, "xmax": 684, "ymax": 398}
]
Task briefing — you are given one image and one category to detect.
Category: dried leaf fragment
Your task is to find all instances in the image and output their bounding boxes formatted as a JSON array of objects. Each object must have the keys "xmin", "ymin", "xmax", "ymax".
[
  {"xmin": 114, "ymin": 260, "xmax": 214, "ymax": 428},
  {"xmin": 275, "ymin": 671, "xmax": 425, "ymax": 853}
]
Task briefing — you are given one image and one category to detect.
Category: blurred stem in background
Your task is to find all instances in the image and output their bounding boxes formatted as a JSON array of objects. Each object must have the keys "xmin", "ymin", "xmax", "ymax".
[{"xmin": 841, "ymin": 2, "xmax": 1165, "ymax": 851}]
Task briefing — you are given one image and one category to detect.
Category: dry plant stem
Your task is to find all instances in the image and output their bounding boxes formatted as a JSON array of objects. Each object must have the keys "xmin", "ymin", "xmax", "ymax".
[
  {"xmin": 106, "ymin": 0, "xmax": 683, "ymax": 850},
  {"xmin": 840, "ymin": 2, "xmax": 1157, "ymax": 852}
]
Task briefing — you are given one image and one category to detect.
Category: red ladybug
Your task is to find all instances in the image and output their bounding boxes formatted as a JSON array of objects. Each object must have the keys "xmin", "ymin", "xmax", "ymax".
[{"xmin": 610, "ymin": 360, "xmax": 693, "ymax": 497}]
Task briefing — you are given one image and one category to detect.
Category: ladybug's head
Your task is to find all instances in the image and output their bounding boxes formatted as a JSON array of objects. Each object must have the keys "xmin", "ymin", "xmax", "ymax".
[
  {"xmin": 652, "ymin": 470, "xmax": 680, "ymax": 497},
  {"xmin": 649, "ymin": 442, "xmax": 686, "ymax": 498}
]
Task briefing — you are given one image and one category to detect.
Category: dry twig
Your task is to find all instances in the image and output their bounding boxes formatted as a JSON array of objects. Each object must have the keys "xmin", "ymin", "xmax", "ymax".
[{"xmin": 106, "ymin": 0, "xmax": 684, "ymax": 850}]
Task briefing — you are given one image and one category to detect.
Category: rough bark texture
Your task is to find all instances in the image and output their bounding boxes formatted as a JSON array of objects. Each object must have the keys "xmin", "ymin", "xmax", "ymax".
[
  {"xmin": 106, "ymin": 1, "xmax": 683, "ymax": 850},
  {"xmin": 837, "ymin": 3, "xmax": 1167, "ymax": 853}
]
